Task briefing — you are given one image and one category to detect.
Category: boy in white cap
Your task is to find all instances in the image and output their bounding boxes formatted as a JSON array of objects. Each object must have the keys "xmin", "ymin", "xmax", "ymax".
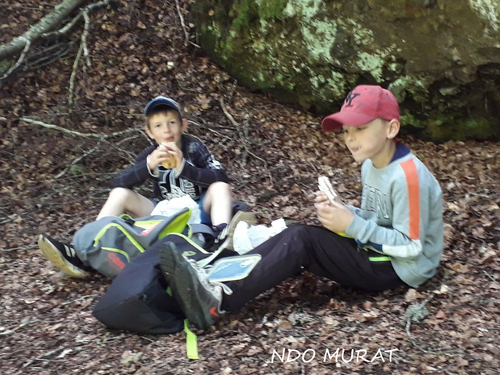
[
  {"xmin": 38, "ymin": 96, "xmax": 254, "ymax": 278},
  {"xmin": 158, "ymin": 85, "xmax": 445, "ymax": 330}
]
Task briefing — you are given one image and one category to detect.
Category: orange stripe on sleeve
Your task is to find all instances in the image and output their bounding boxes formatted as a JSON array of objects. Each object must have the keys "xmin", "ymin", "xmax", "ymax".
[{"xmin": 400, "ymin": 159, "xmax": 420, "ymax": 239}]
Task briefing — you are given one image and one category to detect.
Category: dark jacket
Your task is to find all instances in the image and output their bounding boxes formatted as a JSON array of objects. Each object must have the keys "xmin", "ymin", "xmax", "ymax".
[{"xmin": 112, "ymin": 134, "xmax": 228, "ymax": 201}]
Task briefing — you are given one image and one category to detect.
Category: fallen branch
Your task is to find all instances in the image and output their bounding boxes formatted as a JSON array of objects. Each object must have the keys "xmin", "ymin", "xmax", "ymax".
[
  {"xmin": 55, "ymin": 140, "xmax": 102, "ymax": 178},
  {"xmin": 60, "ymin": 294, "xmax": 98, "ymax": 306},
  {"xmin": 219, "ymin": 97, "xmax": 273, "ymax": 186},
  {"xmin": 68, "ymin": 9, "xmax": 90, "ymax": 118},
  {"xmin": 0, "ymin": 0, "xmax": 86, "ymax": 60},
  {"xmin": 21, "ymin": 117, "xmax": 141, "ymax": 139},
  {"xmin": 187, "ymin": 119, "xmax": 233, "ymax": 141},
  {"xmin": 1, "ymin": 244, "xmax": 38, "ymax": 252},
  {"xmin": 25, "ymin": 42, "xmax": 74, "ymax": 70},
  {"xmin": 0, "ymin": 317, "xmax": 40, "ymax": 336},
  {"xmin": 42, "ymin": 0, "xmax": 114, "ymax": 40},
  {"xmin": 175, "ymin": 0, "xmax": 190, "ymax": 47},
  {"xmin": 0, "ymin": 38, "xmax": 31, "ymax": 82}
]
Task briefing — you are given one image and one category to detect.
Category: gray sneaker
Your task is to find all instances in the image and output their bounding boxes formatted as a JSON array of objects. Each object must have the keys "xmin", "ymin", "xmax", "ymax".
[{"xmin": 159, "ymin": 241, "xmax": 232, "ymax": 330}]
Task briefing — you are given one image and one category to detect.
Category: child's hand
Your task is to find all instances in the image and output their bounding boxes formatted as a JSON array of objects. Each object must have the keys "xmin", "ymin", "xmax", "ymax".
[
  {"xmin": 315, "ymin": 200, "xmax": 354, "ymax": 233},
  {"xmin": 314, "ymin": 191, "xmax": 330, "ymax": 205},
  {"xmin": 162, "ymin": 142, "xmax": 184, "ymax": 170},
  {"xmin": 149, "ymin": 146, "xmax": 172, "ymax": 169}
]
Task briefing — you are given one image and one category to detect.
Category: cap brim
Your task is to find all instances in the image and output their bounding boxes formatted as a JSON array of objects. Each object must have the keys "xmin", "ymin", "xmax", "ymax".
[
  {"xmin": 322, "ymin": 111, "xmax": 377, "ymax": 131},
  {"xmin": 144, "ymin": 98, "xmax": 181, "ymax": 117}
]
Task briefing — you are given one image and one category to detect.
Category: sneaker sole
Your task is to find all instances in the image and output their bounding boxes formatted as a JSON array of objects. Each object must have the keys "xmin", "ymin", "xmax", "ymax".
[
  {"xmin": 159, "ymin": 243, "xmax": 214, "ymax": 330},
  {"xmin": 220, "ymin": 211, "xmax": 257, "ymax": 251},
  {"xmin": 38, "ymin": 235, "xmax": 88, "ymax": 278}
]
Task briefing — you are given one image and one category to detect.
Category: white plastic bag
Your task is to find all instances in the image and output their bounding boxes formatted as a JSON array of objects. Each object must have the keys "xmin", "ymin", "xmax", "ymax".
[
  {"xmin": 233, "ymin": 218, "xmax": 287, "ymax": 254},
  {"xmin": 150, "ymin": 195, "xmax": 201, "ymax": 225}
]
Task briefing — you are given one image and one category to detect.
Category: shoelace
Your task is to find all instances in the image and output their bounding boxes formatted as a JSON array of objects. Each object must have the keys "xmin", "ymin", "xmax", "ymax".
[{"xmin": 187, "ymin": 259, "xmax": 233, "ymax": 295}]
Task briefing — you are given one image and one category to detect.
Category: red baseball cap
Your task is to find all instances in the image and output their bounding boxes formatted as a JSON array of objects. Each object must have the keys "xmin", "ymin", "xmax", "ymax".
[{"xmin": 322, "ymin": 85, "xmax": 400, "ymax": 131}]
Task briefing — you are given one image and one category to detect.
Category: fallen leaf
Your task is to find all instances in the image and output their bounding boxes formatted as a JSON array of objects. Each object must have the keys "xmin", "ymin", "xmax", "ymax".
[
  {"xmin": 405, "ymin": 288, "xmax": 418, "ymax": 302},
  {"xmin": 435, "ymin": 310, "xmax": 446, "ymax": 319}
]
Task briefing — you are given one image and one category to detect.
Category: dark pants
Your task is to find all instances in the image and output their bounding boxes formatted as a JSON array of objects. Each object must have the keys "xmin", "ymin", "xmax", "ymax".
[{"xmin": 222, "ymin": 225, "xmax": 405, "ymax": 312}]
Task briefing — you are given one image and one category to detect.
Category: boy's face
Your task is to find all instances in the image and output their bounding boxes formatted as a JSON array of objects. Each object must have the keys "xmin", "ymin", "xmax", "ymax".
[
  {"xmin": 145, "ymin": 110, "xmax": 186, "ymax": 148},
  {"xmin": 342, "ymin": 118, "xmax": 398, "ymax": 167}
]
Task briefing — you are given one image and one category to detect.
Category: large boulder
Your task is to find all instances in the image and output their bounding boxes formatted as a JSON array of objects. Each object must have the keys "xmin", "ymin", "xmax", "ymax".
[{"xmin": 192, "ymin": 0, "xmax": 500, "ymax": 141}]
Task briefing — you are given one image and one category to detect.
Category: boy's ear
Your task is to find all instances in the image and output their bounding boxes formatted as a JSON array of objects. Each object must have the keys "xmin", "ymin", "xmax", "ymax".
[
  {"xmin": 182, "ymin": 118, "xmax": 188, "ymax": 132},
  {"xmin": 387, "ymin": 119, "xmax": 400, "ymax": 140},
  {"xmin": 144, "ymin": 124, "xmax": 154, "ymax": 139}
]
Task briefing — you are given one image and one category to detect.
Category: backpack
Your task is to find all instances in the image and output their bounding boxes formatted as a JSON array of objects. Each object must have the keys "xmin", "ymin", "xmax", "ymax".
[
  {"xmin": 73, "ymin": 209, "xmax": 192, "ymax": 278},
  {"xmin": 92, "ymin": 233, "xmax": 235, "ymax": 359},
  {"xmin": 92, "ymin": 232, "xmax": 235, "ymax": 334}
]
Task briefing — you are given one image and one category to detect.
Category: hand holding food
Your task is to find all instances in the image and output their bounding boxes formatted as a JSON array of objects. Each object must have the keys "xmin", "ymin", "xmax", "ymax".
[
  {"xmin": 318, "ymin": 176, "xmax": 341, "ymax": 204},
  {"xmin": 160, "ymin": 142, "xmax": 176, "ymax": 168}
]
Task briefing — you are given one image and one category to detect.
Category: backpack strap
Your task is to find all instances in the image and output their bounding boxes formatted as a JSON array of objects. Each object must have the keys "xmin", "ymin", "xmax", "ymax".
[{"xmin": 189, "ymin": 223, "xmax": 216, "ymax": 238}]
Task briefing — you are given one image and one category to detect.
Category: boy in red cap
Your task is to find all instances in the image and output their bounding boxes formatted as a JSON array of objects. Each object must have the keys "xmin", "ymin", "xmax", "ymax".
[{"xmin": 158, "ymin": 85, "xmax": 444, "ymax": 330}]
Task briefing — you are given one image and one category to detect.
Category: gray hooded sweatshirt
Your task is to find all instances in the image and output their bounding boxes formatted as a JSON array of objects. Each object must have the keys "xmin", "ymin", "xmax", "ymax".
[{"xmin": 345, "ymin": 143, "xmax": 444, "ymax": 287}]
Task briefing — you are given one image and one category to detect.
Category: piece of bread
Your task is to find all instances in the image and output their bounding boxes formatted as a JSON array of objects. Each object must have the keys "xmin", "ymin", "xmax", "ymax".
[
  {"xmin": 161, "ymin": 142, "xmax": 176, "ymax": 169},
  {"xmin": 318, "ymin": 176, "xmax": 340, "ymax": 204}
]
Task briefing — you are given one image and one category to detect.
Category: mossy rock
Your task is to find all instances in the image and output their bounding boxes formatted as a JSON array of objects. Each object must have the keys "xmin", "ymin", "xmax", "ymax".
[{"xmin": 192, "ymin": 0, "xmax": 500, "ymax": 141}]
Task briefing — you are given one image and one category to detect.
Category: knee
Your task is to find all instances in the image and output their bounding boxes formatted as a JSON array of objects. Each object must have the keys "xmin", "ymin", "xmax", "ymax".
[
  {"xmin": 107, "ymin": 187, "xmax": 135, "ymax": 202},
  {"xmin": 287, "ymin": 224, "xmax": 312, "ymax": 242},
  {"xmin": 206, "ymin": 181, "xmax": 231, "ymax": 196}
]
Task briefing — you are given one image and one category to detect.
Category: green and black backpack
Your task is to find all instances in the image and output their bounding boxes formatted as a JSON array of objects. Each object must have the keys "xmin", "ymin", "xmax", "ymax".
[{"xmin": 73, "ymin": 208, "xmax": 194, "ymax": 278}]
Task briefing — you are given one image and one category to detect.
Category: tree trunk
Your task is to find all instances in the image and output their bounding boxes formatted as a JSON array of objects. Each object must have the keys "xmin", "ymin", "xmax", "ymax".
[{"xmin": 0, "ymin": 0, "xmax": 87, "ymax": 60}]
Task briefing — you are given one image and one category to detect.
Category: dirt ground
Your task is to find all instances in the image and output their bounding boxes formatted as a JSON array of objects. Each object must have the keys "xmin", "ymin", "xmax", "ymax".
[{"xmin": 1, "ymin": 1, "xmax": 499, "ymax": 374}]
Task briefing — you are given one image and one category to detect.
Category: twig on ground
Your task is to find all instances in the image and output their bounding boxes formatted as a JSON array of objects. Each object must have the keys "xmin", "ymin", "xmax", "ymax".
[
  {"xmin": 60, "ymin": 294, "xmax": 98, "ymax": 306},
  {"xmin": 483, "ymin": 270, "xmax": 498, "ymax": 282},
  {"xmin": 188, "ymin": 119, "xmax": 233, "ymax": 141},
  {"xmin": 68, "ymin": 8, "xmax": 91, "ymax": 118},
  {"xmin": 23, "ymin": 346, "xmax": 65, "ymax": 368},
  {"xmin": 228, "ymin": 79, "xmax": 238, "ymax": 103},
  {"xmin": 55, "ymin": 141, "xmax": 102, "ymax": 178},
  {"xmin": 174, "ymin": 0, "xmax": 190, "ymax": 46},
  {"xmin": 21, "ymin": 117, "xmax": 141, "ymax": 139},
  {"xmin": 0, "ymin": 37, "xmax": 31, "ymax": 82},
  {"xmin": 0, "ymin": 317, "xmax": 40, "ymax": 336},
  {"xmin": 42, "ymin": 0, "xmax": 114, "ymax": 39},
  {"xmin": 308, "ymin": 161, "xmax": 318, "ymax": 174},
  {"xmin": 81, "ymin": 11, "xmax": 91, "ymax": 68},
  {"xmin": 219, "ymin": 97, "xmax": 273, "ymax": 186},
  {"xmin": 219, "ymin": 97, "xmax": 239, "ymax": 127},
  {"xmin": 22, "ymin": 117, "xmax": 143, "ymax": 166},
  {"xmin": 25, "ymin": 42, "xmax": 74, "ymax": 70},
  {"xmin": 1, "ymin": 244, "xmax": 38, "ymax": 252},
  {"xmin": 0, "ymin": 0, "xmax": 86, "ymax": 61}
]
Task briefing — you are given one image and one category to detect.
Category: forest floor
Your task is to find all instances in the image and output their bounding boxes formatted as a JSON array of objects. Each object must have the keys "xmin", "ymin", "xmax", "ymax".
[{"xmin": 0, "ymin": 1, "xmax": 499, "ymax": 374}]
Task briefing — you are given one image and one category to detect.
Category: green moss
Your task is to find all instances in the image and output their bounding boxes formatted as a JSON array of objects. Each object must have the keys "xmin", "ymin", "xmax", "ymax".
[
  {"xmin": 69, "ymin": 165, "xmax": 86, "ymax": 176},
  {"xmin": 0, "ymin": 59, "xmax": 14, "ymax": 76},
  {"xmin": 389, "ymin": 76, "xmax": 430, "ymax": 103},
  {"xmin": 256, "ymin": 0, "xmax": 287, "ymax": 20},
  {"xmin": 427, "ymin": 116, "xmax": 493, "ymax": 141},
  {"xmin": 400, "ymin": 109, "xmax": 422, "ymax": 128},
  {"xmin": 231, "ymin": 0, "xmax": 254, "ymax": 31}
]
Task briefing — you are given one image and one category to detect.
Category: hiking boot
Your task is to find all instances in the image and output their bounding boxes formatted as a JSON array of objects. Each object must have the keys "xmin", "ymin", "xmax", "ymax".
[
  {"xmin": 38, "ymin": 235, "xmax": 89, "ymax": 278},
  {"xmin": 216, "ymin": 211, "xmax": 257, "ymax": 251},
  {"xmin": 159, "ymin": 241, "xmax": 232, "ymax": 330}
]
